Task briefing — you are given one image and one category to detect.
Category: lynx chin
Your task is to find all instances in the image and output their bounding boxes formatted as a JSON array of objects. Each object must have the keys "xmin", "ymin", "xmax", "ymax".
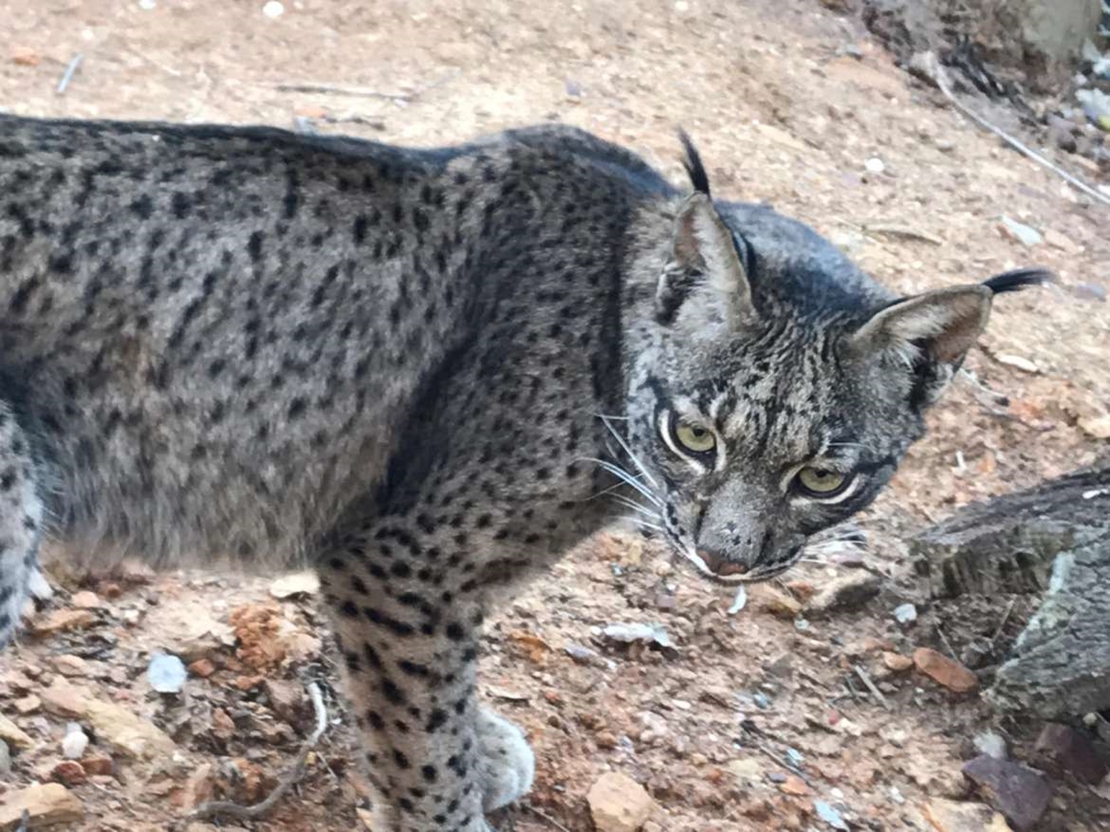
[{"xmin": 0, "ymin": 114, "xmax": 1046, "ymax": 831}]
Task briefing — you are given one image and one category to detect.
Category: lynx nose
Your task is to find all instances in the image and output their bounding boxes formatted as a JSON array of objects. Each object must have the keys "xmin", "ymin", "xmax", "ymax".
[{"xmin": 696, "ymin": 548, "xmax": 748, "ymax": 578}]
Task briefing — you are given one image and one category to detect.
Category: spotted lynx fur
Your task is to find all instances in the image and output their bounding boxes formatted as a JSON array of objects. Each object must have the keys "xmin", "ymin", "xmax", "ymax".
[{"xmin": 0, "ymin": 114, "xmax": 1044, "ymax": 830}]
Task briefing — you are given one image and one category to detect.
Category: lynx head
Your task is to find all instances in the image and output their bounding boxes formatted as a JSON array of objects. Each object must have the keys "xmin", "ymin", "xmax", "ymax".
[{"xmin": 619, "ymin": 133, "xmax": 1048, "ymax": 584}]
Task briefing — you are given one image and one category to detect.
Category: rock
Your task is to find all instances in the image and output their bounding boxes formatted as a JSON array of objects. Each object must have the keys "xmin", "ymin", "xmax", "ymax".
[
  {"xmin": 86, "ymin": 697, "xmax": 176, "ymax": 760},
  {"xmin": 727, "ymin": 757, "xmax": 764, "ymax": 784},
  {"xmin": 587, "ymin": 771, "xmax": 657, "ymax": 832},
  {"xmin": 1077, "ymin": 413, "xmax": 1110, "ymax": 440},
  {"xmin": 814, "ymin": 800, "xmax": 849, "ymax": 831},
  {"xmin": 0, "ymin": 714, "xmax": 33, "ymax": 750},
  {"xmin": 180, "ymin": 762, "xmax": 215, "ymax": 810},
  {"xmin": 13, "ymin": 694, "xmax": 40, "ymax": 715},
  {"xmin": 881, "ymin": 652, "xmax": 914, "ymax": 672},
  {"xmin": 189, "ymin": 658, "xmax": 216, "ymax": 678},
  {"xmin": 1034, "ymin": 723, "xmax": 1108, "ymax": 784},
  {"xmin": 70, "ymin": 590, "xmax": 101, "ymax": 609},
  {"xmin": 264, "ymin": 678, "xmax": 304, "ymax": 723},
  {"xmin": 749, "ymin": 584, "xmax": 802, "ymax": 618},
  {"xmin": 565, "ymin": 643, "xmax": 605, "ymax": 665},
  {"xmin": 600, "ymin": 623, "xmax": 675, "ymax": 651},
  {"xmin": 40, "ymin": 681, "xmax": 87, "ymax": 719},
  {"xmin": 805, "ymin": 572, "xmax": 881, "ymax": 617},
  {"xmin": 30, "ymin": 608, "xmax": 96, "ymax": 635},
  {"xmin": 1047, "ymin": 115, "xmax": 1078, "ymax": 152},
  {"xmin": 147, "ymin": 652, "xmax": 187, "ymax": 693},
  {"xmin": 998, "ymin": 216, "xmax": 1043, "ymax": 247},
  {"xmin": 893, "ymin": 603, "xmax": 917, "ymax": 625},
  {"xmin": 921, "ymin": 797, "xmax": 998, "ymax": 831},
  {"xmin": 52, "ymin": 654, "xmax": 90, "ymax": 677},
  {"xmin": 42, "ymin": 680, "xmax": 175, "ymax": 760},
  {"xmin": 0, "ymin": 740, "xmax": 10, "ymax": 776},
  {"xmin": 844, "ymin": 636, "xmax": 895, "ymax": 658},
  {"xmin": 913, "ymin": 648, "xmax": 979, "ymax": 693},
  {"xmin": 778, "ymin": 774, "xmax": 808, "ymax": 795},
  {"xmin": 10, "ymin": 46, "xmax": 39, "ymax": 67},
  {"xmin": 79, "ymin": 754, "xmax": 113, "ymax": 776},
  {"xmin": 0, "ymin": 783, "xmax": 84, "ymax": 829},
  {"xmin": 994, "ymin": 353, "xmax": 1039, "ymax": 374},
  {"xmin": 61, "ymin": 723, "xmax": 88, "ymax": 759},
  {"xmin": 268, "ymin": 571, "xmax": 320, "ymax": 599},
  {"xmin": 973, "ymin": 731, "xmax": 1008, "ymax": 760},
  {"xmin": 961, "ymin": 755, "xmax": 1052, "ymax": 831},
  {"xmin": 1042, "ymin": 227, "xmax": 1080, "ymax": 254},
  {"xmin": 148, "ymin": 601, "xmax": 235, "ymax": 663},
  {"xmin": 1071, "ymin": 282, "xmax": 1107, "ymax": 303},
  {"xmin": 48, "ymin": 759, "xmax": 87, "ymax": 786},
  {"xmin": 211, "ymin": 707, "xmax": 236, "ymax": 742},
  {"xmin": 864, "ymin": 157, "xmax": 885, "ymax": 174}
]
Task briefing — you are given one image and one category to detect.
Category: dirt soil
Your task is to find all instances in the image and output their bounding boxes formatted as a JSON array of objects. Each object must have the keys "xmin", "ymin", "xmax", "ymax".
[{"xmin": 1, "ymin": 1, "xmax": 1109, "ymax": 831}]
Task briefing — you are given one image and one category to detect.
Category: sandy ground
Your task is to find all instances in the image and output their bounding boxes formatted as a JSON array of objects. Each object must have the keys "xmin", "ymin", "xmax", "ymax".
[{"xmin": 0, "ymin": 1, "xmax": 1108, "ymax": 830}]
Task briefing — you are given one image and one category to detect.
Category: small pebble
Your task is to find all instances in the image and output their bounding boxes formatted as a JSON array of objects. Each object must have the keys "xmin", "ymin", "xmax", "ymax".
[
  {"xmin": 864, "ymin": 157, "xmax": 885, "ymax": 174},
  {"xmin": 147, "ymin": 652, "xmax": 187, "ymax": 694},
  {"xmin": 974, "ymin": 730, "xmax": 1008, "ymax": 760},
  {"xmin": 893, "ymin": 603, "xmax": 917, "ymax": 625},
  {"xmin": 262, "ymin": 0, "xmax": 284, "ymax": 18},
  {"xmin": 815, "ymin": 800, "xmax": 849, "ymax": 831},
  {"xmin": 62, "ymin": 723, "xmax": 88, "ymax": 760}
]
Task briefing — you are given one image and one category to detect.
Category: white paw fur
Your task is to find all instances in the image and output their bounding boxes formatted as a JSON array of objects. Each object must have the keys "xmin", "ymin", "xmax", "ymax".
[{"xmin": 475, "ymin": 706, "xmax": 535, "ymax": 811}]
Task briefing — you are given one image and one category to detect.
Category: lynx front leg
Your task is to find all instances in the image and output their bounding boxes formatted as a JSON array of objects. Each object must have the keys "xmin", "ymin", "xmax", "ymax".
[
  {"xmin": 319, "ymin": 546, "xmax": 493, "ymax": 832},
  {"xmin": 0, "ymin": 403, "xmax": 44, "ymax": 649}
]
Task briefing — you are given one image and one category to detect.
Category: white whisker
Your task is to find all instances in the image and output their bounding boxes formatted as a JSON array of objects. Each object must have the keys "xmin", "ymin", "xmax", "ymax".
[
  {"xmin": 598, "ymin": 414, "xmax": 660, "ymax": 490},
  {"xmin": 580, "ymin": 457, "xmax": 663, "ymax": 506},
  {"xmin": 610, "ymin": 494, "xmax": 662, "ymax": 519}
]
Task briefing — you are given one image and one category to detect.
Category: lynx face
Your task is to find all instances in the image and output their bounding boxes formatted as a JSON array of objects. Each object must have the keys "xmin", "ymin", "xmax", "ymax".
[{"xmin": 619, "ymin": 177, "xmax": 1044, "ymax": 584}]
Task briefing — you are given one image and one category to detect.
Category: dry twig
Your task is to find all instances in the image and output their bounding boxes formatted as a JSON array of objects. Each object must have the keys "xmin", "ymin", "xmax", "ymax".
[
  {"xmin": 914, "ymin": 51, "xmax": 1110, "ymax": 209},
  {"xmin": 524, "ymin": 803, "xmax": 573, "ymax": 832},
  {"xmin": 56, "ymin": 54, "xmax": 83, "ymax": 95},
  {"xmin": 852, "ymin": 663, "xmax": 891, "ymax": 710},
  {"xmin": 273, "ymin": 69, "xmax": 460, "ymax": 104},
  {"xmin": 190, "ymin": 681, "xmax": 328, "ymax": 821},
  {"xmin": 989, "ymin": 598, "xmax": 1017, "ymax": 648},
  {"xmin": 275, "ymin": 82, "xmax": 411, "ymax": 101}
]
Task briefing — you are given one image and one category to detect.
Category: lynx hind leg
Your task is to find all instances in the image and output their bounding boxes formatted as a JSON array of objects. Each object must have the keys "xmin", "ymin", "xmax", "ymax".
[
  {"xmin": 0, "ymin": 403, "xmax": 44, "ymax": 648},
  {"xmin": 475, "ymin": 706, "xmax": 535, "ymax": 812}
]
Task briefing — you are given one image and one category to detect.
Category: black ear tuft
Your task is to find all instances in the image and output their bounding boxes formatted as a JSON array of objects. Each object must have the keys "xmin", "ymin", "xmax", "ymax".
[
  {"xmin": 982, "ymin": 267, "xmax": 1054, "ymax": 294},
  {"xmin": 678, "ymin": 129, "xmax": 711, "ymax": 198}
]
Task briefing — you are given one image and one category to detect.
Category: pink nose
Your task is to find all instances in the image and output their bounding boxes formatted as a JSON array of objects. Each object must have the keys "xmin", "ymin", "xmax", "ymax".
[{"xmin": 697, "ymin": 549, "xmax": 748, "ymax": 577}]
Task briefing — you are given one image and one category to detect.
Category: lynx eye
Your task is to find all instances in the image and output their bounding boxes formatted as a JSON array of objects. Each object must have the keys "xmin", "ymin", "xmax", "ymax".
[
  {"xmin": 674, "ymin": 421, "xmax": 716, "ymax": 454},
  {"xmin": 795, "ymin": 467, "xmax": 851, "ymax": 498}
]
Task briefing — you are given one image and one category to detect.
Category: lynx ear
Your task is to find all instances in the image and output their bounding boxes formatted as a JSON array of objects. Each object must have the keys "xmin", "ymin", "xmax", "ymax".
[
  {"xmin": 849, "ymin": 285, "xmax": 992, "ymax": 407},
  {"xmin": 849, "ymin": 268, "xmax": 1050, "ymax": 408},
  {"xmin": 656, "ymin": 194, "xmax": 755, "ymax": 333}
]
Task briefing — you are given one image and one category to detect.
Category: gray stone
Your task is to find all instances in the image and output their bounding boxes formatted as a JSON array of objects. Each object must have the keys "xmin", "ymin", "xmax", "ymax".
[
  {"xmin": 962, "ymin": 755, "xmax": 1052, "ymax": 831},
  {"xmin": 1034, "ymin": 722, "xmax": 1108, "ymax": 784}
]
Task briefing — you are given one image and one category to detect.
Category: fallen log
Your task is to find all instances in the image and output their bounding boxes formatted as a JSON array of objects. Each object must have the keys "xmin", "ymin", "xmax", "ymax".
[{"xmin": 910, "ymin": 461, "xmax": 1110, "ymax": 719}]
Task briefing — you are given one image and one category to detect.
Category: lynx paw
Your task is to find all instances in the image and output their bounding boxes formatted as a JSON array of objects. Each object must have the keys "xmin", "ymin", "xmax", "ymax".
[{"xmin": 475, "ymin": 707, "xmax": 535, "ymax": 811}]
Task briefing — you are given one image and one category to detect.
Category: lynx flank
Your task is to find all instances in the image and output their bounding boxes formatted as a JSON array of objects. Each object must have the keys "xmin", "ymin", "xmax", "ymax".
[{"xmin": 0, "ymin": 115, "xmax": 1045, "ymax": 831}]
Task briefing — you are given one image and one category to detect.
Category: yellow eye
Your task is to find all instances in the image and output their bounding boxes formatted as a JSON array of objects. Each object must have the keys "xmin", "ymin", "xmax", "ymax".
[
  {"xmin": 674, "ymin": 422, "xmax": 716, "ymax": 454},
  {"xmin": 796, "ymin": 467, "xmax": 849, "ymax": 497}
]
